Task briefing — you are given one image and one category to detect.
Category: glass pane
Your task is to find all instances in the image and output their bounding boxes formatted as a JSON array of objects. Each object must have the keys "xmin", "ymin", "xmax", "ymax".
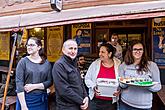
[
  {"xmin": 128, "ymin": 34, "xmax": 142, "ymax": 47},
  {"xmin": 128, "ymin": 34, "xmax": 141, "ymax": 41},
  {"xmin": 118, "ymin": 34, "xmax": 127, "ymax": 50},
  {"xmin": 95, "ymin": 29, "xmax": 109, "ymax": 42},
  {"xmin": 29, "ymin": 28, "xmax": 45, "ymax": 48},
  {"xmin": 16, "ymin": 29, "xmax": 28, "ymax": 63}
]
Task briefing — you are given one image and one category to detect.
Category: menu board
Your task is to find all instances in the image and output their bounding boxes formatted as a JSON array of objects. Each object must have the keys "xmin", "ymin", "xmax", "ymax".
[
  {"xmin": 72, "ymin": 23, "xmax": 92, "ymax": 54},
  {"xmin": 47, "ymin": 26, "xmax": 63, "ymax": 62},
  {"xmin": 152, "ymin": 17, "xmax": 165, "ymax": 67},
  {"xmin": 0, "ymin": 32, "xmax": 10, "ymax": 60}
]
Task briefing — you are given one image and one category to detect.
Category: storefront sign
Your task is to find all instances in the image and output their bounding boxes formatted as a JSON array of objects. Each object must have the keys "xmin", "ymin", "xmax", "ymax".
[
  {"xmin": 0, "ymin": 32, "xmax": 10, "ymax": 60},
  {"xmin": 152, "ymin": 17, "xmax": 165, "ymax": 67},
  {"xmin": 72, "ymin": 23, "xmax": 92, "ymax": 54},
  {"xmin": 47, "ymin": 26, "xmax": 63, "ymax": 62},
  {"xmin": 153, "ymin": 18, "xmax": 165, "ymax": 27}
]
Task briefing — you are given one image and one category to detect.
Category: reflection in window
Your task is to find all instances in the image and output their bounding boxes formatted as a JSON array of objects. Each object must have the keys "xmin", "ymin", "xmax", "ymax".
[
  {"xmin": 118, "ymin": 33, "xmax": 142, "ymax": 58},
  {"xmin": 29, "ymin": 28, "xmax": 45, "ymax": 48}
]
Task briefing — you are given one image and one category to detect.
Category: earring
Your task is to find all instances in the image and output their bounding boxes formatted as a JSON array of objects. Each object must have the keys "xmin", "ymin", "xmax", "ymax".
[{"xmin": 108, "ymin": 52, "xmax": 112, "ymax": 58}]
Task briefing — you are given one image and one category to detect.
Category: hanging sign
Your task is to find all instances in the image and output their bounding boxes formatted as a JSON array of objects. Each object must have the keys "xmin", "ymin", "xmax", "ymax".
[
  {"xmin": 47, "ymin": 26, "xmax": 63, "ymax": 62},
  {"xmin": 0, "ymin": 32, "xmax": 10, "ymax": 60},
  {"xmin": 72, "ymin": 23, "xmax": 92, "ymax": 54},
  {"xmin": 152, "ymin": 17, "xmax": 165, "ymax": 67}
]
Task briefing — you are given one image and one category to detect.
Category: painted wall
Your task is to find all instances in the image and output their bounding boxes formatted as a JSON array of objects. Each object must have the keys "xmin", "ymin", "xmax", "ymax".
[
  {"xmin": 64, "ymin": 0, "xmax": 156, "ymax": 9},
  {"xmin": 0, "ymin": 0, "xmax": 158, "ymax": 16}
]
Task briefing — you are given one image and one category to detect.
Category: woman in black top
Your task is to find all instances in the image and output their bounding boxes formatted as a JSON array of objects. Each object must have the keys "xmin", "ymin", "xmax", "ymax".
[{"xmin": 16, "ymin": 37, "xmax": 52, "ymax": 110}]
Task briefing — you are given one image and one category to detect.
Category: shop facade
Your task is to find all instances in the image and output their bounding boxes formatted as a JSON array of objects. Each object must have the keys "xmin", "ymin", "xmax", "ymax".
[{"xmin": 0, "ymin": 0, "xmax": 165, "ymax": 82}]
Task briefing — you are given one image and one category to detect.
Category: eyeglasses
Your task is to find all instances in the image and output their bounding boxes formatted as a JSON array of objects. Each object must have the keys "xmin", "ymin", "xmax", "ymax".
[
  {"xmin": 132, "ymin": 48, "xmax": 143, "ymax": 52},
  {"xmin": 26, "ymin": 44, "xmax": 37, "ymax": 47}
]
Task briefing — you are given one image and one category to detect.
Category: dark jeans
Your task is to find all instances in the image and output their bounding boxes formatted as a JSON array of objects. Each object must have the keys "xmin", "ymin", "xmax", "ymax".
[
  {"xmin": 90, "ymin": 97, "xmax": 117, "ymax": 110},
  {"xmin": 119, "ymin": 101, "xmax": 151, "ymax": 110}
]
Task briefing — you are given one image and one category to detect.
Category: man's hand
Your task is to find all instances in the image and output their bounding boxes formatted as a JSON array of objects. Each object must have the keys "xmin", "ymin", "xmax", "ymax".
[{"xmin": 80, "ymin": 97, "xmax": 89, "ymax": 110}]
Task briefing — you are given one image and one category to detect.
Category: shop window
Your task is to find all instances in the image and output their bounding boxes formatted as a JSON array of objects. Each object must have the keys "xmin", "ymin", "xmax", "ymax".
[
  {"xmin": 94, "ymin": 20, "xmax": 145, "ymax": 56},
  {"xmin": 16, "ymin": 28, "xmax": 45, "ymax": 63},
  {"xmin": 118, "ymin": 34, "xmax": 127, "ymax": 50},
  {"xmin": 118, "ymin": 33, "xmax": 142, "ymax": 48},
  {"xmin": 118, "ymin": 33, "xmax": 142, "ymax": 58},
  {"xmin": 128, "ymin": 34, "xmax": 141, "ymax": 41},
  {"xmin": 95, "ymin": 29, "xmax": 109, "ymax": 42},
  {"xmin": 29, "ymin": 28, "xmax": 45, "ymax": 48},
  {"xmin": 16, "ymin": 29, "xmax": 28, "ymax": 63}
]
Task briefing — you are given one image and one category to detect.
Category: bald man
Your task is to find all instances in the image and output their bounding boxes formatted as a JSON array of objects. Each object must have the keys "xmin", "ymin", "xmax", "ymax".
[{"xmin": 52, "ymin": 39, "xmax": 89, "ymax": 110}]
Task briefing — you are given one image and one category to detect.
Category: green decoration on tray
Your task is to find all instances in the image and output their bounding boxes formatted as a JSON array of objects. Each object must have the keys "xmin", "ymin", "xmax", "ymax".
[{"xmin": 135, "ymin": 81, "xmax": 152, "ymax": 86}]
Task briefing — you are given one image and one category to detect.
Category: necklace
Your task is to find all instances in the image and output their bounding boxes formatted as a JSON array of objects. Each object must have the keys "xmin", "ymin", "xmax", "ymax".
[{"xmin": 102, "ymin": 61, "xmax": 114, "ymax": 68}]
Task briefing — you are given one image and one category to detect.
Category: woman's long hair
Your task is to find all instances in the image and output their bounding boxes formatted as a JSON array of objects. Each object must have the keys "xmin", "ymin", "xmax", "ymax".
[
  {"xmin": 124, "ymin": 40, "xmax": 149, "ymax": 73},
  {"xmin": 28, "ymin": 37, "xmax": 46, "ymax": 64}
]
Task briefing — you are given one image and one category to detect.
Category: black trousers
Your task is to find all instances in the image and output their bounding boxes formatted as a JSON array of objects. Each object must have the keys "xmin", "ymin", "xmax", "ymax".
[{"xmin": 90, "ymin": 97, "xmax": 117, "ymax": 110}]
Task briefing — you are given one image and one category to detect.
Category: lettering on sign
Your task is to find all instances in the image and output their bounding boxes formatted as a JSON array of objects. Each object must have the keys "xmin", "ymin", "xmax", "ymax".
[
  {"xmin": 153, "ymin": 18, "xmax": 165, "ymax": 28},
  {"xmin": 72, "ymin": 23, "xmax": 91, "ymax": 29},
  {"xmin": 154, "ymin": 21, "xmax": 165, "ymax": 27}
]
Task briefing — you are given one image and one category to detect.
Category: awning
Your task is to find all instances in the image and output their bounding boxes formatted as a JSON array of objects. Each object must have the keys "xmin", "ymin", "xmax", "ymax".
[{"xmin": 1, "ymin": 1, "xmax": 165, "ymax": 32}]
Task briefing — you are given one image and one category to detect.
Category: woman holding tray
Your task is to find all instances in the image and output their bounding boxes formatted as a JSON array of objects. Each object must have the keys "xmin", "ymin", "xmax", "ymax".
[
  {"xmin": 119, "ymin": 40, "xmax": 161, "ymax": 110},
  {"xmin": 85, "ymin": 43, "xmax": 121, "ymax": 110}
]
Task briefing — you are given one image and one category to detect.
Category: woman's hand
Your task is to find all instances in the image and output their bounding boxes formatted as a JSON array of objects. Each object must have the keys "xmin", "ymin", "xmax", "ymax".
[
  {"xmin": 113, "ymin": 89, "xmax": 121, "ymax": 97},
  {"xmin": 24, "ymin": 84, "xmax": 35, "ymax": 93},
  {"xmin": 21, "ymin": 106, "xmax": 28, "ymax": 110},
  {"xmin": 24, "ymin": 83, "xmax": 44, "ymax": 93},
  {"xmin": 94, "ymin": 86, "xmax": 100, "ymax": 96}
]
